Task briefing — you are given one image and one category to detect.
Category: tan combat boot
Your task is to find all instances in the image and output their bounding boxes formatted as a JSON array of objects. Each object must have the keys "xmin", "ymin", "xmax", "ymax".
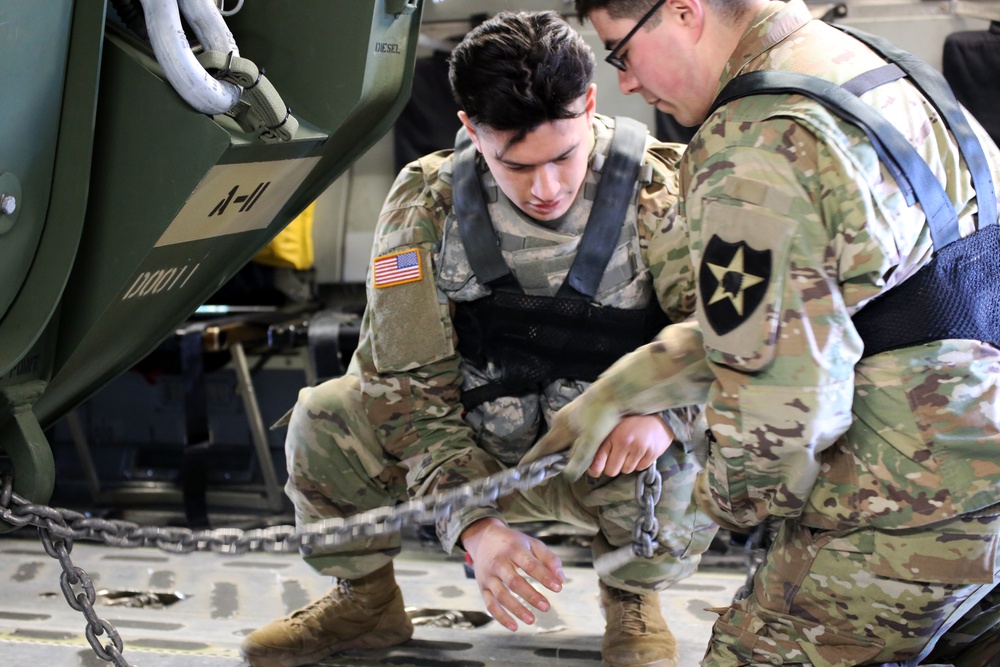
[
  {"xmin": 240, "ymin": 562, "xmax": 413, "ymax": 667},
  {"xmin": 599, "ymin": 581, "xmax": 679, "ymax": 667}
]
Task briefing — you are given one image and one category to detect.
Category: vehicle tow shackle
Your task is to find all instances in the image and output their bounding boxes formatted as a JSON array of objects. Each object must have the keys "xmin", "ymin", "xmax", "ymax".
[{"xmin": 0, "ymin": 381, "xmax": 54, "ymax": 534}]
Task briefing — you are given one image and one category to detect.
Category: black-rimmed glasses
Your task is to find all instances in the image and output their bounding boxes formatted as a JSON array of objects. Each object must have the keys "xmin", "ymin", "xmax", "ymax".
[{"xmin": 605, "ymin": 0, "xmax": 666, "ymax": 72}]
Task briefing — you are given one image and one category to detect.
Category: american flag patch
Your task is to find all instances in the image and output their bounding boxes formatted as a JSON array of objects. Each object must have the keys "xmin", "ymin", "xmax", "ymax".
[{"xmin": 372, "ymin": 249, "xmax": 422, "ymax": 288}]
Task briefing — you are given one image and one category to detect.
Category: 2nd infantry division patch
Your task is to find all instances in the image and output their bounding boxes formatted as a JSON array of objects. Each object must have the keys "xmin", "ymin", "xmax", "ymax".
[
  {"xmin": 373, "ymin": 248, "xmax": 423, "ymax": 288},
  {"xmin": 699, "ymin": 235, "xmax": 771, "ymax": 336}
]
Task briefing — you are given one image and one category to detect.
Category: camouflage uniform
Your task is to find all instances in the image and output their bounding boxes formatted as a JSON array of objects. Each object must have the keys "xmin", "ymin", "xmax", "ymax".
[
  {"xmin": 552, "ymin": 1, "xmax": 1000, "ymax": 664},
  {"xmin": 284, "ymin": 114, "xmax": 718, "ymax": 595}
]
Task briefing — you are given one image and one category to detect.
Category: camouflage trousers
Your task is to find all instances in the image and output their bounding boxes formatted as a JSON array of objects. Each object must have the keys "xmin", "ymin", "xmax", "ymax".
[
  {"xmin": 702, "ymin": 515, "xmax": 1000, "ymax": 666},
  {"xmin": 283, "ymin": 375, "xmax": 718, "ymax": 594}
]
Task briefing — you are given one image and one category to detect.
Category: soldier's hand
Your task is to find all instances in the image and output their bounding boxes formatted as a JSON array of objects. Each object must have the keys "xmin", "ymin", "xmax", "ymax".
[
  {"xmin": 587, "ymin": 414, "xmax": 673, "ymax": 478},
  {"xmin": 521, "ymin": 319, "xmax": 713, "ymax": 481},
  {"xmin": 520, "ymin": 386, "xmax": 622, "ymax": 479},
  {"xmin": 460, "ymin": 517, "xmax": 566, "ymax": 632}
]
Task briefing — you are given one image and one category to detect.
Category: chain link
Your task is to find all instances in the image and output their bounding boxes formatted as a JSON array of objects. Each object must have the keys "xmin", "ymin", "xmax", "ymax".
[
  {"xmin": 0, "ymin": 455, "xmax": 662, "ymax": 665},
  {"xmin": 0, "ymin": 455, "xmax": 567, "ymax": 557},
  {"xmin": 37, "ymin": 527, "xmax": 131, "ymax": 666},
  {"xmin": 632, "ymin": 465, "xmax": 662, "ymax": 559}
]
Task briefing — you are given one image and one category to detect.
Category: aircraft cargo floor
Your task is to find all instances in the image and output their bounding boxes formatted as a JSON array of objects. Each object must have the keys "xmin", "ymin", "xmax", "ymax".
[{"xmin": 0, "ymin": 524, "xmax": 744, "ymax": 667}]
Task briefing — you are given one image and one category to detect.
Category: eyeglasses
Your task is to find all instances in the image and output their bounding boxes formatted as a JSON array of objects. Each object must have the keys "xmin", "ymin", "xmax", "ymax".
[{"xmin": 605, "ymin": 0, "xmax": 666, "ymax": 72}]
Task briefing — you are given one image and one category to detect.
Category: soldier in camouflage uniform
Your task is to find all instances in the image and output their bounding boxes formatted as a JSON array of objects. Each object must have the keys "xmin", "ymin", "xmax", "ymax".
[
  {"xmin": 240, "ymin": 11, "xmax": 718, "ymax": 667},
  {"xmin": 562, "ymin": 0, "xmax": 1000, "ymax": 665}
]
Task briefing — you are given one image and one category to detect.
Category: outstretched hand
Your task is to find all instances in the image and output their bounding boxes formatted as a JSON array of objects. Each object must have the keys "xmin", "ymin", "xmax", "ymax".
[
  {"xmin": 586, "ymin": 414, "xmax": 673, "ymax": 478},
  {"xmin": 460, "ymin": 518, "xmax": 566, "ymax": 632}
]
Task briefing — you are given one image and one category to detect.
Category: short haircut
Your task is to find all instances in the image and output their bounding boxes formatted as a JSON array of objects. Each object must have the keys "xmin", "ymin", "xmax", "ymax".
[
  {"xmin": 449, "ymin": 11, "xmax": 595, "ymax": 142},
  {"xmin": 575, "ymin": 0, "xmax": 657, "ymax": 22},
  {"xmin": 575, "ymin": 0, "xmax": 752, "ymax": 25}
]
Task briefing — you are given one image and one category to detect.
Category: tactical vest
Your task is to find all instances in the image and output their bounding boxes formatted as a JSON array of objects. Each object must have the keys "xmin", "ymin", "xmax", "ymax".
[
  {"xmin": 439, "ymin": 117, "xmax": 669, "ymax": 410},
  {"xmin": 710, "ymin": 25, "xmax": 999, "ymax": 357}
]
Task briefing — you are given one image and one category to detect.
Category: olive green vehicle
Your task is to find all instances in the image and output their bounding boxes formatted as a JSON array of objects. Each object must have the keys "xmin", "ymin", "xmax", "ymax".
[{"xmin": 0, "ymin": 0, "xmax": 422, "ymax": 514}]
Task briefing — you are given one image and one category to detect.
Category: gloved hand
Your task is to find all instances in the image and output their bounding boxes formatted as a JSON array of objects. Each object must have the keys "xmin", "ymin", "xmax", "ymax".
[
  {"xmin": 586, "ymin": 414, "xmax": 673, "ymax": 478},
  {"xmin": 521, "ymin": 319, "xmax": 714, "ymax": 480}
]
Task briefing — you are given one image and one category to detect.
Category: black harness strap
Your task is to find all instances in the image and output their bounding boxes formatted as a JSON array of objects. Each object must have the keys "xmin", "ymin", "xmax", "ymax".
[
  {"xmin": 558, "ymin": 116, "xmax": 647, "ymax": 300},
  {"xmin": 713, "ymin": 70, "xmax": 961, "ymax": 250},
  {"xmin": 841, "ymin": 63, "xmax": 905, "ymax": 97},
  {"xmin": 452, "ymin": 129, "xmax": 515, "ymax": 288},
  {"xmin": 833, "ymin": 24, "xmax": 997, "ymax": 236}
]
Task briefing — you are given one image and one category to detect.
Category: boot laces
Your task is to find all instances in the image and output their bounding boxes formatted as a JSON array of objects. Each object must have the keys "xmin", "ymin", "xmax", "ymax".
[
  {"xmin": 615, "ymin": 590, "xmax": 649, "ymax": 635},
  {"xmin": 288, "ymin": 580, "xmax": 354, "ymax": 628},
  {"xmin": 334, "ymin": 578, "xmax": 355, "ymax": 600}
]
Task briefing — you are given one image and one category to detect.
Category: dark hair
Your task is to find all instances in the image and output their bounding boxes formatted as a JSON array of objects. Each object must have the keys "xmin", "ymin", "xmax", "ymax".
[
  {"xmin": 448, "ymin": 11, "xmax": 595, "ymax": 139},
  {"xmin": 575, "ymin": 0, "xmax": 657, "ymax": 22},
  {"xmin": 575, "ymin": 0, "xmax": 753, "ymax": 25}
]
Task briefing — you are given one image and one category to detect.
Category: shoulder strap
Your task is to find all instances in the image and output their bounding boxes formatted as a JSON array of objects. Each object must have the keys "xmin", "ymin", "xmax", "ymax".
[
  {"xmin": 557, "ymin": 116, "xmax": 649, "ymax": 300},
  {"xmin": 451, "ymin": 119, "xmax": 650, "ymax": 297},
  {"xmin": 712, "ymin": 69, "xmax": 961, "ymax": 249},
  {"xmin": 451, "ymin": 128, "xmax": 517, "ymax": 289},
  {"xmin": 711, "ymin": 26, "xmax": 998, "ymax": 250},
  {"xmin": 833, "ymin": 24, "xmax": 996, "ymax": 234}
]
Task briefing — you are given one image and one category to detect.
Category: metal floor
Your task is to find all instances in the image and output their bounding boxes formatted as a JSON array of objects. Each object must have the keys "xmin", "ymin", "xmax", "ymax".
[{"xmin": 0, "ymin": 524, "xmax": 744, "ymax": 667}]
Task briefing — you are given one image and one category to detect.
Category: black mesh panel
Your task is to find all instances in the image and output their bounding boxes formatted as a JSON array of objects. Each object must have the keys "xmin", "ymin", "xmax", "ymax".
[
  {"xmin": 853, "ymin": 224, "xmax": 1000, "ymax": 357},
  {"xmin": 454, "ymin": 292, "xmax": 669, "ymax": 409}
]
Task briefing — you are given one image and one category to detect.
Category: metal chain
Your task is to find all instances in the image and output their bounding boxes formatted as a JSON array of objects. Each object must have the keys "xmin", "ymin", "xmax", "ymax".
[
  {"xmin": 0, "ymin": 457, "xmax": 559, "ymax": 667},
  {"xmin": 632, "ymin": 465, "xmax": 662, "ymax": 559},
  {"xmin": 37, "ymin": 527, "xmax": 131, "ymax": 666},
  {"xmin": 587, "ymin": 466, "xmax": 664, "ymax": 577},
  {"xmin": 0, "ymin": 454, "xmax": 567, "ymax": 556},
  {"xmin": 0, "ymin": 455, "xmax": 662, "ymax": 665}
]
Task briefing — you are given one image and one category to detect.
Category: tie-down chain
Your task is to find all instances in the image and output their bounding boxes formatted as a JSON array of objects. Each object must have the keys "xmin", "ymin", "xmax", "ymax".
[{"xmin": 0, "ymin": 458, "xmax": 662, "ymax": 666}]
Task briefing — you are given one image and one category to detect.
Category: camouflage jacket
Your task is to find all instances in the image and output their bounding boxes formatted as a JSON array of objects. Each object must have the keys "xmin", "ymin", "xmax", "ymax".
[
  {"xmin": 681, "ymin": 0, "xmax": 1000, "ymax": 533},
  {"xmin": 349, "ymin": 114, "xmax": 694, "ymax": 551}
]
